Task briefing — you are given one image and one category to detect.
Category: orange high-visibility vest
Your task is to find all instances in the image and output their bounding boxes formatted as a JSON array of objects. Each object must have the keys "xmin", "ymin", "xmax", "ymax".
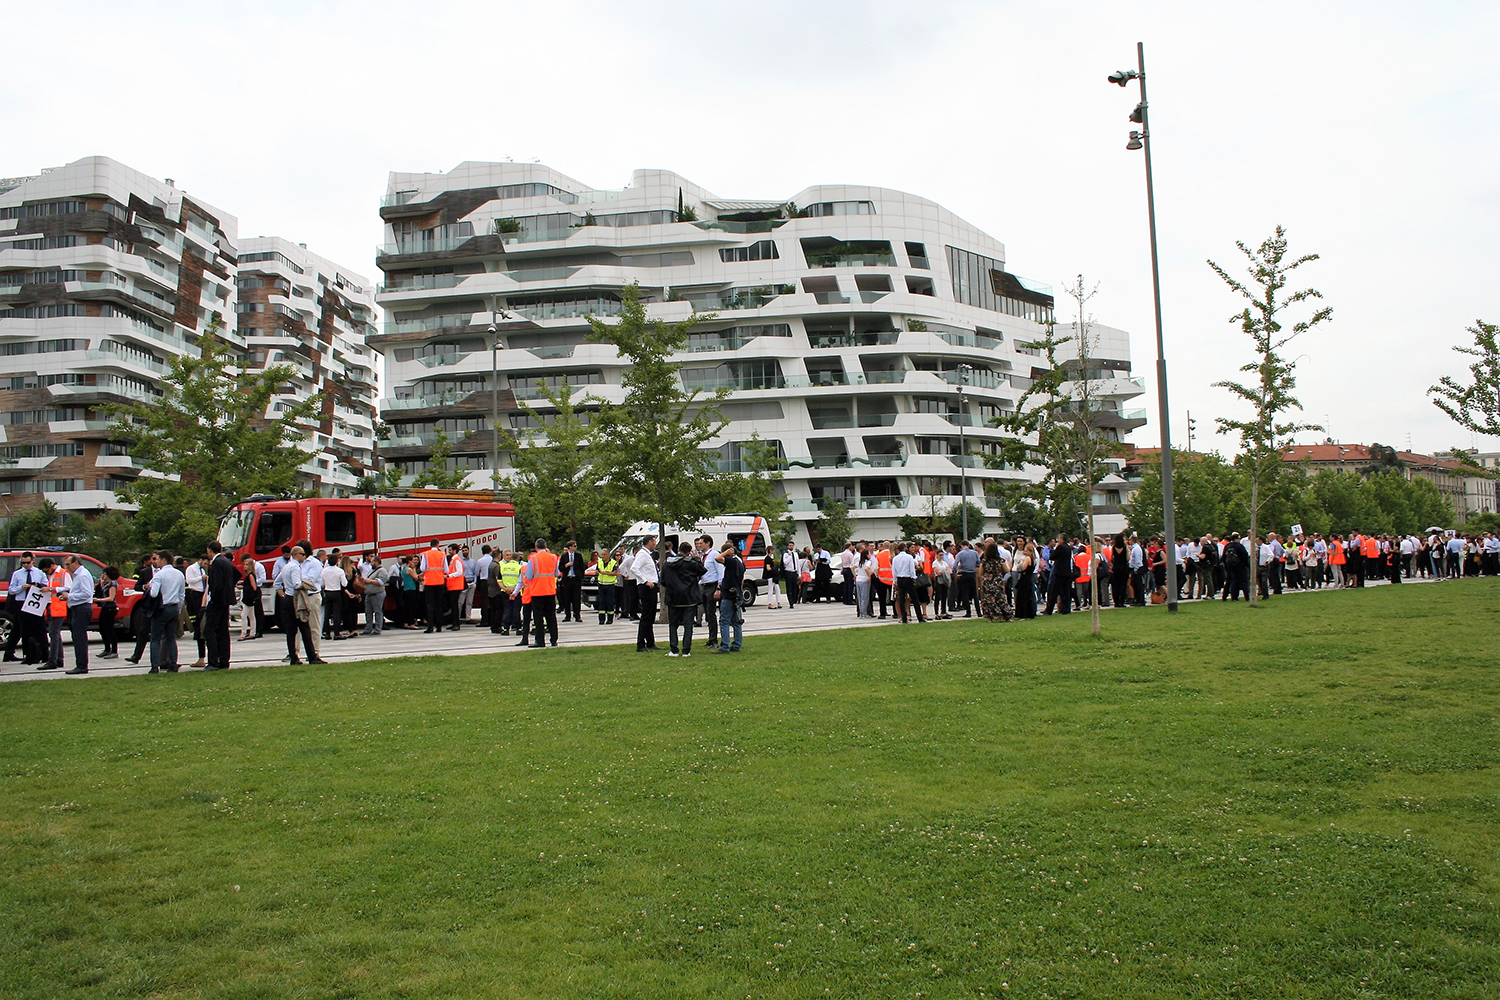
[
  {"xmin": 876, "ymin": 550, "xmax": 894, "ymax": 585},
  {"xmin": 1330, "ymin": 541, "xmax": 1345, "ymax": 565},
  {"xmin": 528, "ymin": 550, "xmax": 559, "ymax": 597},
  {"xmin": 1074, "ymin": 549, "xmax": 1091, "ymax": 582},
  {"xmin": 422, "ymin": 547, "xmax": 446, "ymax": 586},
  {"xmin": 1363, "ymin": 536, "xmax": 1380, "ymax": 559},
  {"xmin": 49, "ymin": 567, "xmax": 68, "ymax": 617},
  {"xmin": 520, "ymin": 564, "xmax": 534, "ymax": 605},
  {"xmin": 445, "ymin": 554, "xmax": 465, "ymax": 591}
]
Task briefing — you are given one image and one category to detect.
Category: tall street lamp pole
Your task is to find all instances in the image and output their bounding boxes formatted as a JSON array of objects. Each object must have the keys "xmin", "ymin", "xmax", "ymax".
[
  {"xmin": 1110, "ymin": 41, "xmax": 1178, "ymax": 612},
  {"xmin": 956, "ymin": 363, "xmax": 972, "ymax": 540}
]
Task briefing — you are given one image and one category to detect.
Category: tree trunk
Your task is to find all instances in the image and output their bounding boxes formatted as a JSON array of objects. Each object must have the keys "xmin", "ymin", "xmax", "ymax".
[
  {"xmin": 1248, "ymin": 470, "xmax": 1260, "ymax": 608},
  {"xmin": 1088, "ymin": 506, "xmax": 1100, "ymax": 637}
]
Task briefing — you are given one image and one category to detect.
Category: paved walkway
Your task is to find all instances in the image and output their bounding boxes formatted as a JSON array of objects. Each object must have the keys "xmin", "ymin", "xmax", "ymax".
[{"xmin": 0, "ymin": 574, "xmax": 1444, "ymax": 683}]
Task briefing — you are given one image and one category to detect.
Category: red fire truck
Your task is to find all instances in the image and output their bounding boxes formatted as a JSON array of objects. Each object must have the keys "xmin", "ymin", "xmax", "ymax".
[{"xmin": 215, "ymin": 490, "xmax": 516, "ymax": 578}]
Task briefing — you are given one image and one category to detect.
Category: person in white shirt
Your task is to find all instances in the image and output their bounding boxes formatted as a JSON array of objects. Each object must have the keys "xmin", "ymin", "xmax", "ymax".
[
  {"xmin": 299, "ymin": 548, "xmax": 326, "ymax": 662},
  {"xmin": 321, "ymin": 557, "xmax": 349, "ymax": 641},
  {"xmin": 891, "ymin": 542, "xmax": 925, "ymax": 623},
  {"xmin": 695, "ymin": 535, "xmax": 723, "ymax": 647},
  {"xmin": 60, "ymin": 555, "xmax": 94, "ymax": 674},
  {"xmin": 632, "ymin": 537, "xmax": 660, "ymax": 651},
  {"xmin": 1257, "ymin": 536, "xmax": 1276, "ymax": 600},
  {"xmin": 840, "ymin": 543, "xmax": 858, "ymax": 606},
  {"xmin": 146, "ymin": 550, "xmax": 187, "ymax": 672},
  {"xmin": 780, "ymin": 543, "xmax": 801, "ymax": 609},
  {"xmin": 184, "ymin": 554, "xmax": 208, "ymax": 668}
]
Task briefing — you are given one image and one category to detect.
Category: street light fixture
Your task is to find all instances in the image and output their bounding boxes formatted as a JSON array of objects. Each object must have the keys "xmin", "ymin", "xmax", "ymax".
[
  {"xmin": 956, "ymin": 363, "xmax": 972, "ymax": 540},
  {"xmin": 1109, "ymin": 42, "xmax": 1179, "ymax": 612}
]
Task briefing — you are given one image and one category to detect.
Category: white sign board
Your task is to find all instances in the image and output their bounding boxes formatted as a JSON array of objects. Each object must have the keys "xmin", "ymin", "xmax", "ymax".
[
  {"xmin": 21, "ymin": 587, "xmax": 47, "ymax": 617},
  {"xmin": 1289, "ymin": 524, "xmax": 1303, "ymax": 538}
]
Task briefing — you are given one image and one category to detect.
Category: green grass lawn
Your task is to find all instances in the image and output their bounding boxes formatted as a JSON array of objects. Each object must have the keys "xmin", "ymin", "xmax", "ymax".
[{"xmin": 2, "ymin": 581, "xmax": 1497, "ymax": 999}]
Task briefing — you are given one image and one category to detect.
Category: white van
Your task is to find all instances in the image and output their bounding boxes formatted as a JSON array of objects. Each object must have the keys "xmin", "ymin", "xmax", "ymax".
[{"xmin": 611, "ymin": 513, "xmax": 775, "ymax": 605}]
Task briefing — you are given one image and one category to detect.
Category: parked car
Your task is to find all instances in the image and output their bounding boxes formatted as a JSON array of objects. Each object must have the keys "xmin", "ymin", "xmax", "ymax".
[{"xmin": 0, "ymin": 549, "xmax": 146, "ymax": 644}]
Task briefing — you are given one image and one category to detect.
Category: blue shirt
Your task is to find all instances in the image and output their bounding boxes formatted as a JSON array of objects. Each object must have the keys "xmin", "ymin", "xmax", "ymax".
[
  {"xmin": 67, "ymin": 566, "xmax": 95, "ymax": 607},
  {"xmin": 699, "ymin": 550, "xmax": 723, "ymax": 584},
  {"xmin": 8, "ymin": 566, "xmax": 43, "ymax": 598},
  {"xmin": 301, "ymin": 557, "xmax": 325, "ymax": 593},
  {"xmin": 149, "ymin": 565, "xmax": 186, "ymax": 606}
]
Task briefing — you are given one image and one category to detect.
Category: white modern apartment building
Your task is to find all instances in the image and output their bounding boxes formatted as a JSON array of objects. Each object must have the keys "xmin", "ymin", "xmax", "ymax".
[
  {"xmin": 235, "ymin": 237, "xmax": 379, "ymax": 494},
  {"xmin": 373, "ymin": 162, "xmax": 1146, "ymax": 540},
  {"xmin": 0, "ymin": 156, "xmax": 237, "ymax": 511}
]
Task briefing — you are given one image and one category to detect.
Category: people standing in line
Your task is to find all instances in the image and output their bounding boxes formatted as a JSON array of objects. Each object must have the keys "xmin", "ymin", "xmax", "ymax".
[
  {"xmin": 711, "ymin": 541, "xmax": 745, "ymax": 653},
  {"xmin": 852, "ymin": 544, "xmax": 874, "ymax": 619},
  {"xmin": 694, "ymin": 534, "xmax": 722, "ymax": 648},
  {"xmin": 1042, "ymin": 534, "xmax": 1074, "ymax": 615},
  {"xmin": 523, "ymin": 539, "xmax": 560, "ymax": 649},
  {"xmin": 976, "ymin": 540, "xmax": 1014, "ymax": 622},
  {"xmin": 297, "ymin": 545, "xmax": 328, "ymax": 664},
  {"xmin": 184, "ymin": 552, "xmax": 208, "ymax": 669},
  {"xmin": 662, "ymin": 541, "xmax": 706, "ymax": 657},
  {"xmin": 5, "ymin": 552, "xmax": 47, "ymax": 665},
  {"xmin": 558, "ymin": 541, "xmax": 585, "ymax": 623},
  {"xmin": 458, "ymin": 545, "xmax": 478, "ymax": 626},
  {"xmin": 595, "ymin": 548, "xmax": 619, "ymax": 625},
  {"xmin": 633, "ymin": 536, "xmax": 660, "ymax": 651},
  {"xmin": 891, "ymin": 541, "xmax": 926, "ymax": 624},
  {"xmin": 781, "ymin": 542, "xmax": 801, "ymax": 609},
  {"xmin": 146, "ymin": 549, "xmax": 184, "ymax": 673},
  {"xmin": 444, "ymin": 544, "xmax": 466, "ymax": 630},
  {"xmin": 56, "ymin": 555, "xmax": 93, "ymax": 675},
  {"xmin": 200, "ymin": 540, "xmax": 239, "ymax": 671},
  {"xmin": 419, "ymin": 539, "xmax": 446, "ymax": 633},
  {"xmin": 97, "ymin": 566, "xmax": 121, "ymax": 659},
  {"xmin": 321, "ymin": 553, "xmax": 349, "ymax": 642},
  {"xmin": 362, "ymin": 556, "xmax": 390, "ymax": 635}
]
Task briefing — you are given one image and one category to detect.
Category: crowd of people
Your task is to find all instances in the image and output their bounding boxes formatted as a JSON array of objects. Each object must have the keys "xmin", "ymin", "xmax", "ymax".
[{"xmin": 7, "ymin": 527, "xmax": 1495, "ymax": 675}]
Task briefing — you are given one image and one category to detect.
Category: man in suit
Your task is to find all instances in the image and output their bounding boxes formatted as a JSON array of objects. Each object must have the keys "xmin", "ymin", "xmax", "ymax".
[
  {"xmin": 558, "ymin": 540, "xmax": 586, "ymax": 623},
  {"xmin": 1044, "ymin": 533, "xmax": 1073, "ymax": 615},
  {"xmin": 202, "ymin": 540, "xmax": 241, "ymax": 670}
]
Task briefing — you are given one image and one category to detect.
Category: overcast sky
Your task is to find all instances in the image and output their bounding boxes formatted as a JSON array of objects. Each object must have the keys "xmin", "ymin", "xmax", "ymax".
[{"xmin": 5, "ymin": 1, "xmax": 1497, "ymax": 456}]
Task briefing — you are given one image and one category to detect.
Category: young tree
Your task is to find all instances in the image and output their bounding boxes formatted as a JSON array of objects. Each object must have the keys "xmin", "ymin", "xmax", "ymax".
[
  {"xmin": 1208, "ymin": 226, "xmax": 1331, "ymax": 607},
  {"xmin": 4, "ymin": 500, "xmax": 62, "ymax": 548},
  {"xmin": 991, "ymin": 318, "xmax": 1079, "ymax": 538},
  {"xmin": 812, "ymin": 500, "xmax": 853, "ymax": 550},
  {"xmin": 60, "ymin": 510, "xmax": 140, "ymax": 569},
  {"xmin": 497, "ymin": 380, "xmax": 623, "ymax": 548},
  {"xmin": 1430, "ymin": 320, "xmax": 1500, "ymax": 436},
  {"xmin": 586, "ymin": 283, "xmax": 728, "ymax": 600},
  {"xmin": 102, "ymin": 318, "xmax": 321, "ymax": 555}
]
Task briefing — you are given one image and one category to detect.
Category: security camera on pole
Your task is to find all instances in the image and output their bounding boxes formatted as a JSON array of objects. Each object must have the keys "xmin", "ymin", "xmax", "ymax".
[{"xmin": 1109, "ymin": 43, "xmax": 1178, "ymax": 612}]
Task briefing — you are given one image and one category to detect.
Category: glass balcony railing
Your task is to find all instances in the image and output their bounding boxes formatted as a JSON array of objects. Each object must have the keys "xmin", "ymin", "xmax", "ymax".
[
  {"xmin": 377, "ymin": 274, "xmax": 466, "ymax": 294},
  {"xmin": 857, "ymin": 413, "xmax": 897, "ymax": 427},
  {"xmin": 807, "ymin": 331, "xmax": 899, "ymax": 349},
  {"xmin": 1122, "ymin": 408, "xmax": 1148, "ymax": 421},
  {"xmin": 377, "ymin": 235, "xmax": 478, "ymax": 257},
  {"xmin": 527, "ymin": 345, "xmax": 577, "ymax": 359},
  {"xmin": 808, "ymin": 253, "xmax": 898, "ymax": 268},
  {"xmin": 513, "ymin": 299, "xmax": 622, "ymax": 321},
  {"xmin": 812, "ymin": 292, "xmax": 849, "ymax": 305},
  {"xmin": 866, "ymin": 455, "xmax": 906, "ymax": 468},
  {"xmin": 693, "ymin": 219, "xmax": 788, "ymax": 234},
  {"xmin": 857, "ymin": 495, "xmax": 906, "ymax": 510},
  {"xmin": 941, "ymin": 413, "xmax": 983, "ymax": 426},
  {"xmin": 937, "ymin": 331, "xmax": 1004, "ymax": 352}
]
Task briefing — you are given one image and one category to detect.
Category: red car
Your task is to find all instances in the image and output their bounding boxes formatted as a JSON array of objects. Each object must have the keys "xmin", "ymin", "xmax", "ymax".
[{"xmin": 0, "ymin": 549, "xmax": 147, "ymax": 642}]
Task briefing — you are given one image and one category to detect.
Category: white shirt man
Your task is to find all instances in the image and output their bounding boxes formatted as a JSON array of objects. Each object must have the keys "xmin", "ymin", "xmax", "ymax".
[
  {"xmin": 782, "ymin": 546, "xmax": 798, "ymax": 574},
  {"xmin": 891, "ymin": 548, "xmax": 917, "ymax": 580},
  {"xmin": 1128, "ymin": 540, "xmax": 1144, "ymax": 571},
  {"xmin": 1259, "ymin": 540, "xmax": 1275, "ymax": 566},
  {"xmin": 631, "ymin": 545, "xmax": 659, "ymax": 586},
  {"xmin": 185, "ymin": 559, "xmax": 206, "ymax": 594}
]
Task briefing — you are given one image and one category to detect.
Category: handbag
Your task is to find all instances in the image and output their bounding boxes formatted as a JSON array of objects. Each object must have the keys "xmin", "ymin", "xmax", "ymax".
[{"xmin": 914, "ymin": 570, "xmax": 932, "ymax": 588}]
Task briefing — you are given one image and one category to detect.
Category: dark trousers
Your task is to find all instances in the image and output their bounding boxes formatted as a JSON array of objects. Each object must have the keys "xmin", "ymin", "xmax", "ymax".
[
  {"xmin": 1132, "ymin": 568, "xmax": 1149, "ymax": 606},
  {"xmin": 874, "ymin": 579, "xmax": 891, "ymax": 617},
  {"xmin": 47, "ymin": 613, "xmax": 64, "ymax": 668},
  {"xmin": 561, "ymin": 578, "xmax": 582, "ymax": 621},
  {"xmin": 295, "ymin": 612, "xmax": 317, "ymax": 661},
  {"xmin": 636, "ymin": 585, "xmax": 658, "ymax": 649},
  {"xmin": 446, "ymin": 588, "xmax": 461, "ymax": 628},
  {"xmin": 1111, "ymin": 572, "xmax": 1130, "ymax": 609},
  {"xmin": 842, "ymin": 573, "xmax": 855, "ymax": 604},
  {"xmin": 623, "ymin": 580, "xmax": 638, "ymax": 619},
  {"xmin": 98, "ymin": 603, "xmax": 117, "ymax": 654},
  {"xmin": 203, "ymin": 603, "xmax": 231, "ymax": 669},
  {"xmin": 67, "ymin": 604, "xmax": 90, "ymax": 671},
  {"xmin": 3, "ymin": 599, "xmax": 22, "ymax": 660},
  {"xmin": 783, "ymin": 571, "xmax": 801, "ymax": 606},
  {"xmin": 596, "ymin": 584, "xmax": 616, "ymax": 624},
  {"xmin": 1044, "ymin": 582, "xmax": 1072, "ymax": 615},
  {"xmin": 150, "ymin": 605, "xmax": 180, "ymax": 671},
  {"xmin": 699, "ymin": 585, "xmax": 718, "ymax": 644},
  {"xmin": 897, "ymin": 578, "xmax": 926, "ymax": 622},
  {"xmin": 489, "ymin": 591, "xmax": 506, "ymax": 633},
  {"xmin": 323, "ymin": 591, "xmax": 344, "ymax": 638},
  {"xmin": 252, "ymin": 588, "xmax": 267, "ymax": 636},
  {"xmin": 668, "ymin": 604, "xmax": 695, "ymax": 653},
  {"xmin": 531, "ymin": 594, "xmax": 558, "ymax": 646},
  {"xmin": 278, "ymin": 594, "xmax": 301, "ymax": 659},
  {"xmin": 186, "ymin": 590, "xmax": 206, "ymax": 661},
  {"xmin": 954, "ymin": 573, "xmax": 975, "ymax": 615},
  {"xmin": 424, "ymin": 586, "xmax": 445, "ymax": 630}
]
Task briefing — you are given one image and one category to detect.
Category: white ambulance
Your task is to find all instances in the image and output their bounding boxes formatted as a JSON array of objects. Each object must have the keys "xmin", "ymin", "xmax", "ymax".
[{"xmin": 610, "ymin": 513, "xmax": 775, "ymax": 606}]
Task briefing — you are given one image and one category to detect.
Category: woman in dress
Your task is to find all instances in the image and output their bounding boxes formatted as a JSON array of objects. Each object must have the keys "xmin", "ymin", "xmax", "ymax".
[
  {"xmin": 852, "ymin": 547, "xmax": 873, "ymax": 618},
  {"xmin": 976, "ymin": 540, "xmax": 1013, "ymax": 622},
  {"xmin": 1013, "ymin": 538, "xmax": 1038, "ymax": 620},
  {"xmin": 97, "ymin": 567, "xmax": 120, "ymax": 658},
  {"xmin": 238, "ymin": 556, "xmax": 259, "ymax": 640}
]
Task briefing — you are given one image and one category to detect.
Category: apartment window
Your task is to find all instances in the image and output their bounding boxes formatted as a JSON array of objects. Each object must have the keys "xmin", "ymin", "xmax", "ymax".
[
  {"xmin": 719, "ymin": 240, "xmax": 779, "ymax": 263},
  {"xmin": 0, "ymin": 200, "xmax": 87, "ymax": 220},
  {"xmin": 946, "ymin": 245, "xmax": 1055, "ymax": 322},
  {"xmin": 0, "ymin": 443, "xmax": 85, "ymax": 458},
  {"xmin": 95, "ymin": 477, "xmax": 135, "ymax": 491},
  {"xmin": 0, "ymin": 269, "xmax": 83, "ymax": 287},
  {"xmin": 5, "ymin": 236, "xmax": 81, "ymax": 251},
  {"xmin": 905, "ymin": 241, "xmax": 930, "ymax": 267},
  {"xmin": 590, "ymin": 210, "xmax": 676, "ymax": 228},
  {"xmin": 801, "ymin": 201, "xmax": 875, "ymax": 217},
  {"xmin": 237, "ymin": 302, "xmax": 266, "ymax": 313},
  {"xmin": 616, "ymin": 250, "xmax": 696, "ymax": 267},
  {"xmin": 1, "ymin": 479, "xmax": 85, "ymax": 494},
  {"xmin": 0, "ymin": 339, "xmax": 85, "ymax": 356},
  {"xmin": 2, "ymin": 408, "xmax": 84, "ymax": 424},
  {"xmin": 238, "ymin": 277, "xmax": 265, "ymax": 289},
  {"xmin": 237, "ymin": 251, "xmax": 305, "ymax": 274},
  {"xmin": 0, "ymin": 304, "xmax": 85, "ymax": 320}
]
